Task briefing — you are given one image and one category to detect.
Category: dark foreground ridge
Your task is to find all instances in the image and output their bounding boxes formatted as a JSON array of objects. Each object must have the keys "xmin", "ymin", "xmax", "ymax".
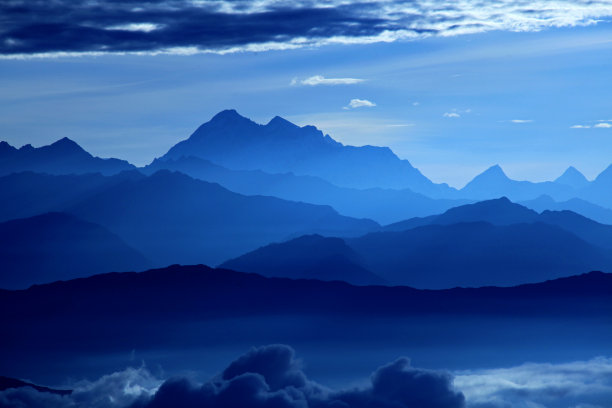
[{"xmin": 2, "ymin": 265, "xmax": 611, "ymax": 321}]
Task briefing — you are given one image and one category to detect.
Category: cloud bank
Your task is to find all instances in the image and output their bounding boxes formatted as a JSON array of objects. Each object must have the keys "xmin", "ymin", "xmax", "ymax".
[
  {"xmin": 2, "ymin": 346, "xmax": 611, "ymax": 408},
  {"xmin": 0, "ymin": 345, "xmax": 464, "ymax": 408},
  {"xmin": 2, "ymin": 0, "xmax": 612, "ymax": 57},
  {"xmin": 455, "ymin": 357, "xmax": 612, "ymax": 408}
]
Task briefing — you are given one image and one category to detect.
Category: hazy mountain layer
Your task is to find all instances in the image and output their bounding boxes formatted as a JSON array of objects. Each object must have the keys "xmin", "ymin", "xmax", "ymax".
[{"xmin": 0, "ymin": 212, "xmax": 149, "ymax": 289}]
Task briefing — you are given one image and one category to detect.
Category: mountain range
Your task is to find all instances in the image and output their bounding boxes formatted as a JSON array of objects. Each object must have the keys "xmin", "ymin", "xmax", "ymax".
[
  {"xmin": 223, "ymin": 198, "xmax": 612, "ymax": 288},
  {"xmin": 3, "ymin": 110, "xmax": 612, "ymax": 289},
  {"xmin": 0, "ymin": 170, "xmax": 377, "ymax": 276},
  {"xmin": 162, "ymin": 109, "xmax": 454, "ymax": 196},
  {"xmin": 0, "ymin": 137, "xmax": 133, "ymax": 176}
]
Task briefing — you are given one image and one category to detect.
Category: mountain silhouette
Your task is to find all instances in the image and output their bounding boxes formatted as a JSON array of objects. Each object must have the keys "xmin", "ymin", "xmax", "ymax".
[
  {"xmin": 2, "ymin": 265, "xmax": 611, "ymax": 384},
  {"xmin": 66, "ymin": 170, "xmax": 378, "ymax": 266},
  {"xmin": 220, "ymin": 234, "xmax": 384, "ymax": 285},
  {"xmin": 460, "ymin": 164, "xmax": 575, "ymax": 201},
  {"xmin": 220, "ymin": 198, "xmax": 612, "ymax": 288},
  {"xmin": 554, "ymin": 166, "xmax": 589, "ymax": 189},
  {"xmin": 0, "ymin": 212, "xmax": 149, "ymax": 289},
  {"xmin": 521, "ymin": 195, "xmax": 612, "ymax": 225},
  {"xmin": 144, "ymin": 155, "xmax": 467, "ymax": 224},
  {"xmin": 348, "ymin": 222, "xmax": 612, "ymax": 288},
  {"xmin": 0, "ymin": 138, "xmax": 134, "ymax": 176},
  {"xmin": 0, "ymin": 170, "xmax": 377, "ymax": 267},
  {"xmin": 384, "ymin": 197, "xmax": 612, "ymax": 250},
  {"xmin": 161, "ymin": 110, "xmax": 453, "ymax": 196},
  {"xmin": 0, "ymin": 171, "xmax": 145, "ymax": 222}
]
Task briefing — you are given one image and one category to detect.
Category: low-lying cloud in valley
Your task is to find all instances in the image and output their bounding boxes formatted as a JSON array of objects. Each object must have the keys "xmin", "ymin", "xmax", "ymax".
[{"xmin": 1, "ymin": 345, "xmax": 611, "ymax": 408}]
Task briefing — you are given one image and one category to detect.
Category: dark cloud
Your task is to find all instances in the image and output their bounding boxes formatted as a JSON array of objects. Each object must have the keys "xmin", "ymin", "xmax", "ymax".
[
  {"xmin": 138, "ymin": 344, "xmax": 465, "ymax": 408},
  {"xmin": 1, "ymin": 0, "xmax": 611, "ymax": 56}
]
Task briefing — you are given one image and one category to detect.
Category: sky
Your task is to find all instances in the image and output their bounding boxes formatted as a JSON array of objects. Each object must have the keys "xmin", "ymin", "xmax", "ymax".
[{"xmin": 1, "ymin": 0, "xmax": 612, "ymax": 187}]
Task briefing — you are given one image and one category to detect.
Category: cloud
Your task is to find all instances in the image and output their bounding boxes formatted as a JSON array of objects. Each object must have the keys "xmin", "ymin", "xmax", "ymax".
[
  {"xmin": 594, "ymin": 123, "xmax": 612, "ymax": 128},
  {"xmin": 444, "ymin": 112, "xmax": 460, "ymax": 118},
  {"xmin": 571, "ymin": 125, "xmax": 591, "ymax": 129},
  {"xmin": 454, "ymin": 357, "xmax": 612, "ymax": 408},
  {"xmin": 346, "ymin": 99, "xmax": 376, "ymax": 109},
  {"xmin": 0, "ymin": 367, "xmax": 160, "ymax": 408},
  {"xmin": 510, "ymin": 119, "xmax": 533, "ymax": 123},
  {"xmin": 3, "ymin": 1, "xmax": 612, "ymax": 57},
  {"xmin": 0, "ymin": 345, "xmax": 465, "ymax": 408},
  {"xmin": 293, "ymin": 75, "xmax": 365, "ymax": 86}
]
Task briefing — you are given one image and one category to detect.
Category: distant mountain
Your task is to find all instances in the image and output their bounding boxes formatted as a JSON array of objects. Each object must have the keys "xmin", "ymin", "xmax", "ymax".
[
  {"xmin": 0, "ymin": 170, "xmax": 145, "ymax": 223},
  {"xmin": 220, "ymin": 198, "xmax": 612, "ymax": 288},
  {"xmin": 0, "ymin": 212, "xmax": 149, "ymax": 289},
  {"xmin": 64, "ymin": 170, "xmax": 378, "ymax": 266},
  {"xmin": 161, "ymin": 110, "xmax": 454, "ymax": 196},
  {"xmin": 554, "ymin": 166, "xmax": 589, "ymax": 189},
  {"xmin": 384, "ymin": 197, "xmax": 612, "ymax": 250},
  {"xmin": 348, "ymin": 222, "xmax": 612, "ymax": 288},
  {"xmin": 144, "ymin": 156, "xmax": 468, "ymax": 224},
  {"xmin": 0, "ymin": 138, "xmax": 134, "ymax": 176},
  {"xmin": 578, "ymin": 165, "xmax": 612, "ymax": 208},
  {"xmin": 521, "ymin": 195, "xmax": 612, "ymax": 225},
  {"xmin": 220, "ymin": 234, "xmax": 384, "ymax": 285},
  {"xmin": 459, "ymin": 164, "xmax": 575, "ymax": 201}
]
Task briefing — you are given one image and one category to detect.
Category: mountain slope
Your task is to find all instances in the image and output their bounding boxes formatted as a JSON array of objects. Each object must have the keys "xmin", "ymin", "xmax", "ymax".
[
  {"xmin": 144, "ymin": 156, "xmax": 467, "ymax": 224},
  {"xmin": 0, "ymin": 171, "xmax": 145, "ymax": 223},
  {"xmin": 161, "ymin": 110, "xmax": 453, "ymax": 196},
  {"xmin": 460, "ymin": 164, "xmax": 575, "ymax": 201},
  {"xmin": 67, "ymin": 170, "xmax": 378, "ymax": 266},
  {"xmin": 0, "ymin": 212, "xmax": 149, "ymax": 289},
  {"xmin": 220, "ymin": 234, "xmax": 384, "ymax": 285},
  {"xmin": 348, "ymin": 222, "xmax": 612, "ymax": 288},
  {"xmin": 521, "ymin": 195, "xmax": 612, "ymax": 225},
  {"xmin": 0, "ymin": 138, "xmax": 134, "ymax": 176},
  {"xmin": 554, "ymin": 166, "xmax": 589, "ymax": 189},
  {"xmin": 384, "ymin": 197, "xmax": 612, "ymax": 249}
]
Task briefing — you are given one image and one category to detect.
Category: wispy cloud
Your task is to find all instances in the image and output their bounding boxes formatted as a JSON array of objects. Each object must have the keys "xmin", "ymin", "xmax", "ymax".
[
  {"xmin": 510, "ymin": 119, "xmax": 533, "ymax": 123},
  {"xmin": 3, "ymin": 1, "xmax": 612, "ymax": 57},
  {"xmin": 345, "ymin": 99, "xmax": 376, "ymax": 109},
  {"xmin": 572, "ymin": 121, "xmax": 612, "ymax": 129},
  {"xmin": 443, "ymin": 112, "xmax": 460, "ymax": 118},
  {"xmin": 291, "ymin": 75, "xmax": 364, "ymax": 86}
]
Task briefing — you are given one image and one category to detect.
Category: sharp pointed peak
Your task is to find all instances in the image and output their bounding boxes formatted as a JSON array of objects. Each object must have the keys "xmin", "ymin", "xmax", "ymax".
[
  {"xmin": 480, "ymin": 164, "xmax": 508, "ymax": 178},
  {"xmin": 266, "ymin": 115, "xmax": 298, "ymax": 128},
  {"xmin": 51, "ymin": 137, "xmax": 79, "ymax": 146},
  {"xmin": 555, "ymin": 165, "xmax": 589, "ymax": 186}
]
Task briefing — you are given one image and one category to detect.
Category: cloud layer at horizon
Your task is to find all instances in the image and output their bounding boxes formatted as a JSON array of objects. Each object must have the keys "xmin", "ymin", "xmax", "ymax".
[{"xmin": 2, "ymin": 0, "xmax": 612, "ymax": 57}]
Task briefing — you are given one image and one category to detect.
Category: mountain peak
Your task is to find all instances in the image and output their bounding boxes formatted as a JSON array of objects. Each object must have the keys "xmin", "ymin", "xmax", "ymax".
[
  {"xmin": 483, "ymin": 164, "xmax": 507, "ymax": 177},
  {"xmin": 0, "ymin": 141, "xmax": 16, "ymax": 154},
  {"xmin": 210, "ymin": 109, "xmax": 249, "ymax": 123},
  {"xmin": 555, "ymin": 166, "xmax": 588, "ymax": 188},
  {"xmin": 47, "ymin": 137, "xmax": 88, "ymax": 154},
  {"xmin": 266, "ymin": 115, "xmax": 298, "ymax": 129}
]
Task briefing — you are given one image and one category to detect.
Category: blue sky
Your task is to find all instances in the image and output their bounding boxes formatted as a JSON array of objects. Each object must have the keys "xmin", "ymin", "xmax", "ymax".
[{"xmin": 1, "ymin": 1, "xmax": 612, "ymax": 187}]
